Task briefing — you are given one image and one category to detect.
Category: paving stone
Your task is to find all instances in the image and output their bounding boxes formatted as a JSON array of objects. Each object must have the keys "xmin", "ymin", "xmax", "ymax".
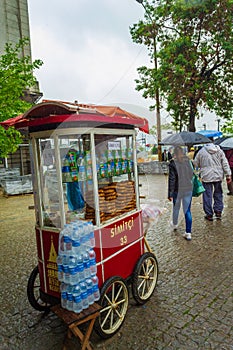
[{"xmin": 0, "ymin": 175, "xmax": 232, "ymax": 349}]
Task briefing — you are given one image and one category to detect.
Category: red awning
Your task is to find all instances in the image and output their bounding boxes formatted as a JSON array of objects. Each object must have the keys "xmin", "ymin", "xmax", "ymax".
[
  {"xmin": 0, "ymin": 100, "xmax": 149, "ymax": 133},
  {"xmin": 0, "ymin": 114, "xmax": 25, "ymax": 127}
]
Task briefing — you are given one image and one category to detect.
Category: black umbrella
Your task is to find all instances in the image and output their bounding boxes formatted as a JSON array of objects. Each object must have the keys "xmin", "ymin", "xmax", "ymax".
[
  {"xmin": 160, "ymin": 131, "xmax": 211, "ymax": 146},
  {"xmin": 215, "ymin": 136, "xmax": 233, "ymax": 150}
]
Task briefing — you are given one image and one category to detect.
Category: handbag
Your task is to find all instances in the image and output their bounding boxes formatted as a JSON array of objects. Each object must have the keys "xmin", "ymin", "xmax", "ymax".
[{"xmin": 192, "ymin": 173, "xmax": 205, "ymax": 197}]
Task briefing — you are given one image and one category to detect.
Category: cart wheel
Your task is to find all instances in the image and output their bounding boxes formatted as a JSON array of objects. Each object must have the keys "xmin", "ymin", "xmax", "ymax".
[
  {"xmin": 94, "ymin": 276, "xmax": 129, "ymax": 339},
  {"xmin": 27, "ymin": 266, "xmax": 50, "ymax": 312},
  {"xmin": 132, "ymin": 252, "xmax": 158, "ymax": 305}
]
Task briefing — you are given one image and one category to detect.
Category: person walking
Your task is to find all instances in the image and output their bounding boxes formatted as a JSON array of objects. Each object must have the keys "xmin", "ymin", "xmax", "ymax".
[
  {"xmin": 193, "ymin": 143, "xmax": 231, "ymax": 220},
  {"xmin": 168, "ymin": 146, "xmax": 194, "ymax": 241},
  {"xmin": 224, "ymin": 149, "xmax": 233, "ymax": 195},
  {"xmin": 187, "ymin": 147, "xmax": 195, "ymax": 160},
  {"xmin": 162, "ymin": 149, "xmax": 172, "ymax": 162},
  {"xmin": 162, "ymin": 149, "xmax": 168, "ymax": 161}
]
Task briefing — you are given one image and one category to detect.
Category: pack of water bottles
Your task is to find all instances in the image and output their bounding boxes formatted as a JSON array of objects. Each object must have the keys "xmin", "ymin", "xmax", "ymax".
[{"xmin": 57, "ymin": 220, "xmax": 100, "ymax": 313}]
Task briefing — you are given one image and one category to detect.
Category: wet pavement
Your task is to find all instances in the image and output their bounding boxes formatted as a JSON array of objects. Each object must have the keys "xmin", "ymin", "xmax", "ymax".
[{"xmin": 0, "ymin": 174, "xmax": 233, "ymax": 350}]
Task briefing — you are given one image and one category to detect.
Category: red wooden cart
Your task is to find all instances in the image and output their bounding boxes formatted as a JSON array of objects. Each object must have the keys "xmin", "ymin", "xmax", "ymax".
[{"xmin": 4, "ymin": 100, "xmax": 158, "ymax": 338}]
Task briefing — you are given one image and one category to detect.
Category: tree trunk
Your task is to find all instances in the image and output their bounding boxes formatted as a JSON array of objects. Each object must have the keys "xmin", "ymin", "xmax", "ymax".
[{"xmin": 188, "ymin": 98, "xmax": 197, "ymax": 132}]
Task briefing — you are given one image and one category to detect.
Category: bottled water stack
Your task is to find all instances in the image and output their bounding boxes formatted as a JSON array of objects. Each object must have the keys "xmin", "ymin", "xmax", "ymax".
[{"xmin": 57, "ymin": 220, "xmax": 99, "ymax": 313}]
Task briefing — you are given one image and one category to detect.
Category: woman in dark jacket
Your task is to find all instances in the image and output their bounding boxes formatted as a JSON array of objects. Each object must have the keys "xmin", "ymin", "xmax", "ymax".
[{"xmin": 168, "ymin": 146, "xmax": 193, "ymax": 240}]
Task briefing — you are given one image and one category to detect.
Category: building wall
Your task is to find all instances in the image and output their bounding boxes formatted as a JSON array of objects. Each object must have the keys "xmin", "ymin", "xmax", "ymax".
[
  {"xmin": 0, "ymin": 0, "xmax": 31, "ymax": 57},
  {"xmin": 6, "ymin": 145, "xmax": 31, "ymax": 175}
]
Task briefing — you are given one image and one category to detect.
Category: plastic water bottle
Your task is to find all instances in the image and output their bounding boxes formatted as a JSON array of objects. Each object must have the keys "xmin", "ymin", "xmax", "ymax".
[
  {"xmin": 76, "ymin": 263, "xmax": 84, "ymax": 282},
  {"xmin": 86, "ymin": 163, "xmax": 92, "ymax": 181},
  {"xmin": 56, "ymin": 255, "xmax": 63, "ymax": 282},
  {"xmin": 71, "ymin": 223, "xmax": 81, "ymax": 253},
  {"xmin": 83, "ymin": 250, "xmax": 91, "ymax": 279},
  {"xmin": 107, "ymin": 150, "xmax": 114, "ymax": 177},
  {"xmin": 64, "ymin": 224, "xmax": 72, "ymax": 255},
  {"xmin": 92, "ymin": 276, "xmax": 100, "ymax": 301},
  {"xmin": 85, "ymin": 151, "xmax": 92, "ymax": 166},
  {"xmin": 72, "ymin": 284, "xmax": 83, "ymax": 313},
  {"xmin": 89, "ymin": 248, "xmax": 96, "ymax": 260},
  {"xmin": 63, "ymin": 255, "xmax": 70, "ymax": 284},
  {"xmin": 63, "ymin": 264, "xmax": 70, "ymax": 285},
  {"xmin": 59, "ymin": 224, "xmax": 69, "ymax": 255},
  {"xmin": 66, "ymin": 285, "xmax": 74, "ymax": 311},
  {"xmin": 76, "ymin": 250, "xmax": 85, "ymax": 282},
  {"xmin": 69, "ymin": 256, "xmax": 78, "ymax": 285},
  {"xmin": 79, "ymin": 224, "xmax": 86, "ymax": 247},
  {"xmin": 89, "ymin": 249, "xmax": 97, "ymax": 276},
  {"xmin": 82, "ymin": 222, "xmax": 89, "ymax": 248},
  {"xmin": 60, "ymin": 283, "xmax": 68, "ymax": 309},
  {"xmin": 99, "ymin": 153, "xmax": 107, "ymax": 178},
  {"xmin": 73, "ymin": 294, "xmax": 83, "ymax": 314},
  {"xmin": 62, "ymin": 157, "xmax": 72, "ymax": 182},
  {"xmin": 76, "ymin": 247, "xmax": 83, "ymax": 265},
  {"xmin": 86, "ymin": 278, "xmax": 95, "ymax": 306},
  {"xmin": 78, "ymin": 155, "xmax": 86, "ymax": 181},
  {"xmin": 127, "ymin": 149, "xmax": 134, "ymax": 172},
  {"xmin": 80, "ymin": 281, "xmax": 89, "ymax": 309},
  {"xmin": 72, "ymin": 239, "xmax": 80, "ymax": 255},
  {"xmin": 88, "ymin": 222, "xmax": 95, "ymax": 248}
]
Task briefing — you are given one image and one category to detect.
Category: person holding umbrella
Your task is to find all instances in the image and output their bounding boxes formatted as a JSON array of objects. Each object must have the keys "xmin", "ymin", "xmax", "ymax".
[
  {"xmin": 168, "ymin": 146, "xmax": 194, "ymax": 241},
  {"xmin": 193, "ymin": 143, "xmax": 231, "ymax": 220}
]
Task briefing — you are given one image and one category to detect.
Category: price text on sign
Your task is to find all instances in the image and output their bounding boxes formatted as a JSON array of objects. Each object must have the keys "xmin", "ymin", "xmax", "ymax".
[{"xmin": 108, "ymin": 141, "xmax": 121, "ymax": 151}]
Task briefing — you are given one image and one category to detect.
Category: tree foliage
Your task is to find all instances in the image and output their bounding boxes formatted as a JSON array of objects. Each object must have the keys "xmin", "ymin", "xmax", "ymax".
[
  {"xmin": 221, "ymin": 120, "xmax": 233, "ymax": 135},
  {"xmin": 0, "ymin": 127, "xmax": 23, "ymax": 158},
  {"xmin": 130, "ymin": 0, "xmax": 233, "ymax": 131},
  {"xmin": 0, "ymin": 38, "xmax": 43, "ymax": 157}
]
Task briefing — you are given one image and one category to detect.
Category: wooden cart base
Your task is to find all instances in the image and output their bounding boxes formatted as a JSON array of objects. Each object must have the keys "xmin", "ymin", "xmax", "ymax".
[{"xmin": 51, "ymin": 303, "xmax": 101, "ymax": 350}]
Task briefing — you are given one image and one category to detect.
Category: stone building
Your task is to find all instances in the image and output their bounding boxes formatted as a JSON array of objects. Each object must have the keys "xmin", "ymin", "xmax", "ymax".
[
  {"xmin": 0, "ymin": 0, "xmax": 31, "ymax": 56},
  {"xmin": 0, "ymin": 0, "xmax": 42, "ymax": 103}
]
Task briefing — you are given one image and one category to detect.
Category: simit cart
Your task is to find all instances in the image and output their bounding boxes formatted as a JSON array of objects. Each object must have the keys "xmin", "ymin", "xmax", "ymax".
[{"xmin": 4, "ymin": 100, "xmax": 159, "ymax": 338}]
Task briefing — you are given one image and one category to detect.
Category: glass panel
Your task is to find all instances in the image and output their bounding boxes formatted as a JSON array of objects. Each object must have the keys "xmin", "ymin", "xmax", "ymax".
[
  {"xmin": 59, "ymin": 134, "xmax": 94, "ymax": 224},
  {"xmin": 94, "ymin": 134, "xmax": 136, "ymax": 224},
  {"xmin": 37, "ymin": 138, "xmax": 61, "ymax": 227}
]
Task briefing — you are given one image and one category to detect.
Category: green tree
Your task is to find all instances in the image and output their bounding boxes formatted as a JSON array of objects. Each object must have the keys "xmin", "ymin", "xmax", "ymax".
[
  {"xmin": 0, "ymin": 38, "xmax": 43, "ymax": 157},
  {"xmin": 221, "ymin": 120, "xmax": 233, "ymax": 135},
  {"xmin": 130, "ymin": 0, "xmax": 233, "ymax": 132}
]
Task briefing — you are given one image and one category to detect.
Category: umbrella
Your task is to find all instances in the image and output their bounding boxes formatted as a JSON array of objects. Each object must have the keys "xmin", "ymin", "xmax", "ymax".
[
  {"xmin": 197, "ymin": 130, "xmax": 222, "ymax": 138},
  {"xmin": 214, "ymin": 136, "xmax": 233, "ymax": 150},
  {"xmin": 160, "ymin": 131, "xmax": 211, "ymax": 146}
]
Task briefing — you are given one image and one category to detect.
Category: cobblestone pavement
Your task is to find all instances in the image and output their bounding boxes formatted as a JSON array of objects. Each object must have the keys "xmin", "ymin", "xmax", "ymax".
[{"xmin": 0, "ymin": 174, "xmax": 232, "ymax": 350}]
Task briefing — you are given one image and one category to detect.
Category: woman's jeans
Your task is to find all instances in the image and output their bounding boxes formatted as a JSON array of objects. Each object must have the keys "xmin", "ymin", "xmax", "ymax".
[{"xmin": 172, "ymin": 191, "xmax": 192, "ymax": 233}]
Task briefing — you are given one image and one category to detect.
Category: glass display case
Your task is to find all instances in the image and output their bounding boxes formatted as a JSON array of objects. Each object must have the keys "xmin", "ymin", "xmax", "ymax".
[{"xmin": 31, "ymin": 129, "xmax": 138, "ymax": 229}]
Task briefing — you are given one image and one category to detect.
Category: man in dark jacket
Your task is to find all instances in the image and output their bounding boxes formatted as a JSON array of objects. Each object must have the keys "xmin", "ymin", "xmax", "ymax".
[{"xmin": 168, "ymin": 146, "xmax": 193, "ymax": 240}]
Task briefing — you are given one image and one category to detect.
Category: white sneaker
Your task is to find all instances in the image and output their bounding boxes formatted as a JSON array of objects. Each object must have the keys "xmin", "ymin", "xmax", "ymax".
[
  {"xmin": 170, "ymin": 221, "xmax": 178, "ymax": 231},
  {"xmin": 183, "ymin": 232, "xmax": 192, "ymax": 241}
]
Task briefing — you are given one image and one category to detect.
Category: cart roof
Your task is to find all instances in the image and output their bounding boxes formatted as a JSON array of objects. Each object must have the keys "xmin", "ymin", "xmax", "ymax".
[{"xmin": 1, "ymin": 100, "xmax": 149, "ymax": 133}]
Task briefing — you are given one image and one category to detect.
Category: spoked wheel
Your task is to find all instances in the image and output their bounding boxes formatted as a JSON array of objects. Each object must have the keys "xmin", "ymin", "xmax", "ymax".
[
  {"xmin": 94, "ymin": 276, "xmax": 129, "ymax": 339},
  {"xmin": 132, "ymin": 252, "xmax": 158, "ymax": 305},
  {"xmin": 27, "ymin": 265, "xmax": 50, "ymax": 312}
]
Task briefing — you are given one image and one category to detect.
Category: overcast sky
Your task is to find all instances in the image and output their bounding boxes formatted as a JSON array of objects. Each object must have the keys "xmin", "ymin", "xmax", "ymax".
[
  {"xmin": 28, "ymin": 0, "xmax": 219, "ymax": 131},
  {"xmin": 28, "ymin": 2, "xmax": 152, "ymax": 108}
]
